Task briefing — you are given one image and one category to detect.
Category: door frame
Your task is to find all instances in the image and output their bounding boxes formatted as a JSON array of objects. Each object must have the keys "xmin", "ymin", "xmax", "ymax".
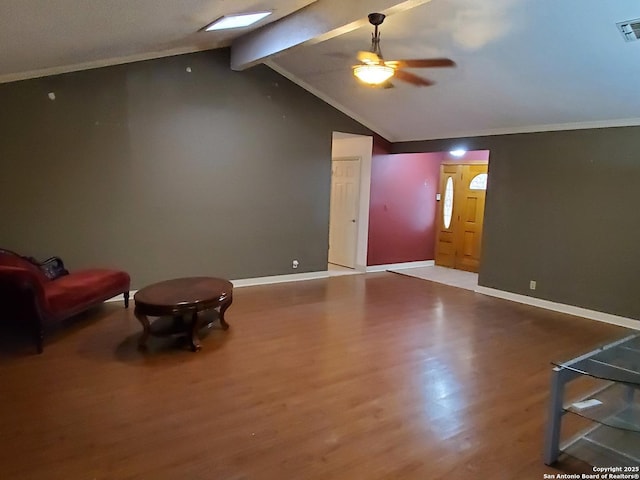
[{"xmin": 330, "ymin": 132, "xmax": 373, "ymax": 272}]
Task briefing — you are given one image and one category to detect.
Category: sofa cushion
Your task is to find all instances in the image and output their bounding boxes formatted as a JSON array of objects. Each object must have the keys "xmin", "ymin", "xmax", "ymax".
[{"xmin": 45, "ymin": 269, "xmax": 130, "ymax": 315}]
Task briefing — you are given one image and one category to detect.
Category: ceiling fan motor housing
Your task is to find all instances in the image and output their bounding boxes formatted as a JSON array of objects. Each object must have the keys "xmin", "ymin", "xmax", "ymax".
[
  {"xmin": 368, "ymin": 13, "xmax": 386, "ymax": 26},
  {"xmin": 353, "ymin": 12, "xmax": 455, "ymax": 88}
]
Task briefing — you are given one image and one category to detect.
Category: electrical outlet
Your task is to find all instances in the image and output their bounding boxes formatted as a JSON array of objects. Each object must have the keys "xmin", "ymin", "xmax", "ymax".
[
  {"xmin": 529, "ymin": 280, "xmax": 536, "ymax": 290},
  {"xmin": 292, "ymin": 260, "xmax": 299, "ymax": 269}
]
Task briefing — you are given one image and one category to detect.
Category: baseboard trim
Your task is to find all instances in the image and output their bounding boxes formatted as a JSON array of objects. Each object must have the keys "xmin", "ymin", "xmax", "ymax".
[
  {"xmin": 106, "ymin": 292, "xmax": 136, "ymax": 303},
  {"xmin": 231, "ymin": 271, "xmax": 329, "ymax": 287},
  {"xmin": 366, "ymin": 260, "xmax": 435, "ymax": 273},
  {"xmin": 475, "ymin": 286, "xmax": 640, "ymax": 330},
  {"xmin": 105, "ymin": 271, "xmax": 331, "ymax": 302}
]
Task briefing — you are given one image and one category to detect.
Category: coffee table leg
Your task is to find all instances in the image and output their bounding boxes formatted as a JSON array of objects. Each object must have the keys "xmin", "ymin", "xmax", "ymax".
[
  {"xmin": 189, "ymin": 312, "xmax": 202, "ymax": 352},
  {"xmin": 219, "ymin": 294, "xmax": 233, "ymax": 330},
  {"xmin": 134, "ymin": 307, "xmax": 151, "ymax": 350}
]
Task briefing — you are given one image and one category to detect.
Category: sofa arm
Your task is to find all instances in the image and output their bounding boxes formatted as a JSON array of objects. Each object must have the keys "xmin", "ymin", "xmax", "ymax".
[{"xmin": 0, "ymin": 266, "xmax": 48, "ymax": 318}]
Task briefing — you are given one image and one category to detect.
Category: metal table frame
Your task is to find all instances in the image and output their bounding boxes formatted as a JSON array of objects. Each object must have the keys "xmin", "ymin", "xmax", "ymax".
[{"xmin": 543, "ymin": 333, "xmax": 640, "ymax": 465}]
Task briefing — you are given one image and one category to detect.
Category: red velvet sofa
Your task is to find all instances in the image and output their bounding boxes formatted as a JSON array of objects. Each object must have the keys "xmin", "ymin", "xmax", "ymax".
[{"xmin": 0, "ymin": 249, "xmax": 130, "ymax": 353}]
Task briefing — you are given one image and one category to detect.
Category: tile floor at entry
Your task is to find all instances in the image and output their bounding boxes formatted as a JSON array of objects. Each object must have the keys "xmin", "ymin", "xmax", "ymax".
[{"xmin": 389, "ymin": 265, "xmax": 479, "ymax": 291}]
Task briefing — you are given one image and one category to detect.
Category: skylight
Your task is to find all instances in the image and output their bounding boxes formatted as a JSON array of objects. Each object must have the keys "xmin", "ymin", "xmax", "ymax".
[{"xmin": 204, "ymin": 12, "xmax": 272, "ymax": 31}]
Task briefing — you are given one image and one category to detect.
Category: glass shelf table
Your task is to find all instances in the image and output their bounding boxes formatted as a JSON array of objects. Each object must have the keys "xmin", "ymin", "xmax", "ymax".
[{"xmin": 544, "ymin": 332, "xmax": 640, "ymax": 467}]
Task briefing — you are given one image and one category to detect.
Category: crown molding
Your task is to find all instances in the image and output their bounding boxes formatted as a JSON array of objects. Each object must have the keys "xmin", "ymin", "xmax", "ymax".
[
  {"xmin": 400, "ymin": 117, "xmax": 640, "ymax": 142},
  {"xmin": 0, "ymin": 45, "xmax": 226, "ymax": 84}
]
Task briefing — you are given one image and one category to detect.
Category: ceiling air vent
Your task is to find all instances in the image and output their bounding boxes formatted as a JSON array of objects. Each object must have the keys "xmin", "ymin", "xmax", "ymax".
[{"xmin": 616, "ymin": 18, "xmax": 640, "ymax": 42}]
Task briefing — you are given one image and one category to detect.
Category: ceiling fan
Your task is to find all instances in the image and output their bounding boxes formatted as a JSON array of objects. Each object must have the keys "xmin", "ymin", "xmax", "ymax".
[{"xmin": 353, "ymin": 12, "xmax": 455, "ymax": 88}]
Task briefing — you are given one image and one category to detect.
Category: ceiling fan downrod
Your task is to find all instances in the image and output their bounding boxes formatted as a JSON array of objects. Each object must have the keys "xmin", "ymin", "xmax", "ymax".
[{"xmin": 368, "ymin": 13, "xmax": 386, "ymax": 57}]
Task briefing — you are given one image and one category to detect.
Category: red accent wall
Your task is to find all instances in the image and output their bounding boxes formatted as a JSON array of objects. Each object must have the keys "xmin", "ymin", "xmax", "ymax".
[
  {"xmin": 367, "ymin": 152, "xmax": 444, "ymax": 265},
  {"xmin": 373, "ymin": 136, "xmax": 391, "ymax": 155}
]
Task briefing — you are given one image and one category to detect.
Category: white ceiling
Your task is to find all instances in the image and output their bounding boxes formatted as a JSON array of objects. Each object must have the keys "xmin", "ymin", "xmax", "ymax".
[
  {"xmin": 0, "ymin": 0, "xmax": 315, "ymax": 81},
  {"xmin": 2, "ymin": 0, "xmax": 640, "ymax": 142}
]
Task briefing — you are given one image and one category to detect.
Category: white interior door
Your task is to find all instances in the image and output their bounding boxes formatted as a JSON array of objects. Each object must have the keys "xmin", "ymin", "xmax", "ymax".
[{"xmin": 328, "ymin": 158, "xmax": 361, "ymax": 268}]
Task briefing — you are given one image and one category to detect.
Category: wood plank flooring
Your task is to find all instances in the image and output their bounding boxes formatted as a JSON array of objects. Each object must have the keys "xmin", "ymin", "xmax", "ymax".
[{"xmin": 0, "ymin": 273, "xmax": 629, "ymax": 479}]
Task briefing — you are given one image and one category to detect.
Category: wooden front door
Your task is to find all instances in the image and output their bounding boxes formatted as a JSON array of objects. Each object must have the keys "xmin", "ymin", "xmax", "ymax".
[{"xmin": 435, "ymin": 163, "xmax": 488, "ymax": 273}]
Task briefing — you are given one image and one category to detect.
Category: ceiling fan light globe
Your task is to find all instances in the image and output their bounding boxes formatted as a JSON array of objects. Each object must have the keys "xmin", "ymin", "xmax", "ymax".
[{"xmin": 353, "ymin": 65, "xmax": 395, "ymax": 85}]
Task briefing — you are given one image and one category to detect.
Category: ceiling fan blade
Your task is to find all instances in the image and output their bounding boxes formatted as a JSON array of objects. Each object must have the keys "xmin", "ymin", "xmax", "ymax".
[
  {"xmin": 357, "ymin": 50, "xmax": 381, "ymax": 64},
  {"xmin": 394, "ymin": 70, "xmax": 434, "ymax": 86},
  {"xmin": 390, "ymin": 58, "xmax": 456, "ymax": 69}
]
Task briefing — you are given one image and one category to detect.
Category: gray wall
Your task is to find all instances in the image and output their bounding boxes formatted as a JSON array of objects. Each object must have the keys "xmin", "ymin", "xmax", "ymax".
[
  {"xmin": 393, "ymin": 128, "xmax": 640, "ymax": 320},
  {"xmin": 0, "ymin": 49, "xmax": 374, "ymax": 288}
]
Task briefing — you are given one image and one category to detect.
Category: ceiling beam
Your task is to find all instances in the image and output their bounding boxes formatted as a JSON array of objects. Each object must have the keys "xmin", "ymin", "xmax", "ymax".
[{"xmin": 230, "ymin": 0, "xmax": 432, "ymax": 71}]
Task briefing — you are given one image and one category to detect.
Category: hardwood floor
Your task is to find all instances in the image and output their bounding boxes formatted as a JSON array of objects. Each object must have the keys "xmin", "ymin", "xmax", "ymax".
[{"xmin": 0, "ymin": 273, "xmax": 629, "ymax": 479}]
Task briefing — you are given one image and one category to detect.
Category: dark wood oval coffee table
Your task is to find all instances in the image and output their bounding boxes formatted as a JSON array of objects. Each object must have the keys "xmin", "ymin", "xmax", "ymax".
[{"xmin": 134, "ymin": 277, "xmax": 233, "ymax": 352}]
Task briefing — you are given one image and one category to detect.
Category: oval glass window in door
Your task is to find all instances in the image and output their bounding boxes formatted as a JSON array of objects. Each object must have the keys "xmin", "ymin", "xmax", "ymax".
[{"xmin": 443, "ymin": 176, "xmax": 454, "ymax": 228}]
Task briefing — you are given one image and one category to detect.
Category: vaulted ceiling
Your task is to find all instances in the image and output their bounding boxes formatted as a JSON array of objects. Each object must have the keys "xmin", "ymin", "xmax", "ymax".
[{"xmin": 2, "ymin": 0, "xmax": 640, "ymax": 142}]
